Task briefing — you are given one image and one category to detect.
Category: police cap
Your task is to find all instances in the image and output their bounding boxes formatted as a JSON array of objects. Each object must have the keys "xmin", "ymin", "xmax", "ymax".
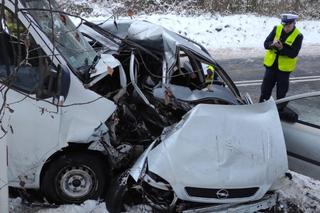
[{"xmin": 281, "ymin": 13, "xmax": 299, "ymax": 25}]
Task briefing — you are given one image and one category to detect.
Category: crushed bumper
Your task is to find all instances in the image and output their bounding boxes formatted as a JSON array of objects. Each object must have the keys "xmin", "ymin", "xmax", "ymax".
[{"xmin": 182, "ymin": 193, "xmax": 278, "ymax": 213}]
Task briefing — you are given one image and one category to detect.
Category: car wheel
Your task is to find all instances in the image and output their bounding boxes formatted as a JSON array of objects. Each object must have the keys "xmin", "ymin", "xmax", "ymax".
[
  {"xmin": 106, "ymin": 171, "xmax": 146, "ymax": 213},
  {"xmin": 106, "ymin": 172, "xmax": 129, "ymax": 213},
  {"xmin": 41, "ymin": 152, "xmax": 107, "ymax": 204}
]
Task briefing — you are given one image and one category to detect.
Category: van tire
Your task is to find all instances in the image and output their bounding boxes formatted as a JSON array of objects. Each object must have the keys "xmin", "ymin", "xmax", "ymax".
[{"xmin": 41, "ymin": 152, "xmax": 106, "ymax": 204}]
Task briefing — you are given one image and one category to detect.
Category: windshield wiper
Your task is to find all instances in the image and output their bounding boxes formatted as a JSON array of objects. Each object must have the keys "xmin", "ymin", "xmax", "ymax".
[
  {"xmin": 78, "ymin": 54, "xmax": 101, "ymax": 82},
  {"xmin": 88, "ymin": 54, "xmax": 101, "ymax": 74}
]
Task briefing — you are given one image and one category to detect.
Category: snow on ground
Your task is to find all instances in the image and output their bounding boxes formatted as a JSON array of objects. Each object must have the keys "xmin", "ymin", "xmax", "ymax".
[
  {"xmin": 36, "ymin": 200, "xmax": 108, "ymax": 213},
  {"xmin": 279, "ymin": 172, "xmax": 320, "ymax": 213},
  {"xmin": 85, "ymin": 13, "xmax": 320, "ymax": 59},
  {"xmin": 9, "ymin": 199, "xmax": 108, "ymax": 213},
  {"xmin": 9, "ymin": 172, "xmax": 320, "ymax": 213},
  {"xmin": 8, "ymin": 13, "xmax": 320, "ymax": 213}
]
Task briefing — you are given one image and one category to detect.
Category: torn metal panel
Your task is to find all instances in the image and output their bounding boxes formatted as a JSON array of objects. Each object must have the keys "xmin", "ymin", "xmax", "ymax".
[
  {"xmin": 153, "ymin": 84, "xmax": 238, "ymax": 104},
  {"xmin": 83, "ymin": 19, "xmax": 243, "ymax": 101},
  {"xmin": 126, "ymin": 20, "xmax": 212, "ymax": 71},
  {"xmin": 129, "ymin": 140, "xmax": 158, "ymax": 182},
  {"xmin": 80, "ymin": 23, "xmax": 119, "ymax": 53},
  {"xmin": 87, "ymin": 123, "xmax": 134, "ymax": 168},
  {"xmin": 129, "ymin": 51, "xmax": 155, "ymax": 108},
  {"xmin": 143, "ymin": 98, "xmax": 287, "ymax": 203},
  {"xmin": 182, "ymin": 193, "xmax": 278, "ymax": 213},
  {"xmin": 59, "ymin": 72, "xmax": 116, "ymax": 143},
  {"xmin": 99, "ymin": 20, "xmax": 132, "ymax": 40}
]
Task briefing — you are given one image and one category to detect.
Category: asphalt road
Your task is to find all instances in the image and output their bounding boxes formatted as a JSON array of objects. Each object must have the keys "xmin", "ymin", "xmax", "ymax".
[{"xmin": 217, "ymin": 55, "xmax": 320, "ymax": 102}]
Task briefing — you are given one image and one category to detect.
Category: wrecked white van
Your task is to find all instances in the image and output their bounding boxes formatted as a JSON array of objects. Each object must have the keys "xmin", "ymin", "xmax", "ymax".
[{"xmin": 0, "ymin": 0, "xmax": 123, "ymax": 204}]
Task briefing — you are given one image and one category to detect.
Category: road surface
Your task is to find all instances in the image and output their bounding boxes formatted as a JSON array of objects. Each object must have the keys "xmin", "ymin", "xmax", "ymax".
[{"xmin": 217, "ymin": 55, "xmax": 320, "ymax": 102}]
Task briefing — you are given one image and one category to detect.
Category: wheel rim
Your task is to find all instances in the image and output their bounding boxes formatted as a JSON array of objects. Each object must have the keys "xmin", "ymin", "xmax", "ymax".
[{"xmin": 58, "ymin": 165, "xmax": 96, "ymax": 199}]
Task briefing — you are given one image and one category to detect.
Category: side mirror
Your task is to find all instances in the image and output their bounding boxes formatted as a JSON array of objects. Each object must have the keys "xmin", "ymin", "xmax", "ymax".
[
  {"xmin": 53, "ymin": 64, "xmax": 70, "ymax": 105},
  {"xmin": 278, "ymin": 105, "xmax": 299, "ymax": 123},
  {"xmin": 36, "ymin": 64, "xmax": 70, "ymax": 104}
]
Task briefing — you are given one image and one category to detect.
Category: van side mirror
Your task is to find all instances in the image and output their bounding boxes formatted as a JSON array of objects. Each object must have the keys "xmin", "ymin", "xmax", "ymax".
[
  {"xmin": 36, "ymin": 64, "xmax": 70, "ymax": 103},
  {"xmin": 53, "ymin": 64, "xmax": 70, "ymax": 105}
]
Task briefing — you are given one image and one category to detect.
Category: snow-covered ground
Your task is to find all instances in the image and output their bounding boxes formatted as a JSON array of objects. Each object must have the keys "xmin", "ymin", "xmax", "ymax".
[
  {"xmin": 9, "ymin": 171, "xmax": 320, "ymax": 213},
  {"xmin": 8, "ymin": 13, "xmax": 320, "ymax": 213},
  {"xmin": 278, "ymin": 172, "xmax": 320, "ymax": 213},
  {"xmin": 86, "ymin": 13, "xmax": 320, "ymax": 59},
  {"xmin": 9, "ymin": 199, "xmax": 108, "ymax": 213}
]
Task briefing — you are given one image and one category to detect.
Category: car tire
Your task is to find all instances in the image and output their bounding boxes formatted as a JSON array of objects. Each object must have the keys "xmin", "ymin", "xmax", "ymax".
[
  {"xmin": 106, "ymin": 171, "xmax": 146, "ymax": 213},
  {"xmin": 41, "ymin": 152, "xmax": 107, "ymax": 204},
  {"xmin": 105, "ymin": 172, "xmax": 130, "ymax": 213}
]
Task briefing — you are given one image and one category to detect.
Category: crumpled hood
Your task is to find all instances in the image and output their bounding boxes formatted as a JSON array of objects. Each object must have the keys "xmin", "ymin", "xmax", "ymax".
[{"xmin": 146, "ymin": 99, "xmax": 288, "ymax": 203}]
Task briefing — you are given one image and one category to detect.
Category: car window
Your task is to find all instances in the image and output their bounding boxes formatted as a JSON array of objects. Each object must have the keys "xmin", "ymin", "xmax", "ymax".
[
  {"xmin": 286, "ymin": 96, "xmax": 320, "ymax": 127},
  {"xmin": 170, "ymin": 49, "xmax": 205, "ymax": 90},
  {"xmin": 0, "ymin": 5, "xmax": 58, "ymax": 98}
]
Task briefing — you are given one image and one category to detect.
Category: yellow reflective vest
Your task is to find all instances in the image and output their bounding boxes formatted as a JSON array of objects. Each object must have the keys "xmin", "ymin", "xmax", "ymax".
[
  {"xmin": 205, "ymin": 65, "xmax": 215, "ymax": 84},
  {"xmin": 263, "ymin": 25, "xmax": 300, "ymax": 72}
]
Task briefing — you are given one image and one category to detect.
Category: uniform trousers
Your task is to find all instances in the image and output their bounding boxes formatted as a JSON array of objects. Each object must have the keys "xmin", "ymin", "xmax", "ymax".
[{"xmin": 259, "ymin": 67, "xmax": 290, "ymax": 102}]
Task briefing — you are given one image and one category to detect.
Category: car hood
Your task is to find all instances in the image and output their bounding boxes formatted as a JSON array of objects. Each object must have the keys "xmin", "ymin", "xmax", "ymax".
[{"xmin": 144, "ymin": 99, "xmax": 288, "ymax": 203}]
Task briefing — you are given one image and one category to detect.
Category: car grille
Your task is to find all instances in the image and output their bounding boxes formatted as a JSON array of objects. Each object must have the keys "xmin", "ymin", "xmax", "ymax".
[{"xmin": 185, "ymin": 187, "xmax": 259, "ymax": 199}]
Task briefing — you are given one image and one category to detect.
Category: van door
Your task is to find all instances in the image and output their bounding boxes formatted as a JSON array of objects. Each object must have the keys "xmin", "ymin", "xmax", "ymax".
[{"xmin": 0, "ymin": 5, "xmax": 62, "ymax": 187}]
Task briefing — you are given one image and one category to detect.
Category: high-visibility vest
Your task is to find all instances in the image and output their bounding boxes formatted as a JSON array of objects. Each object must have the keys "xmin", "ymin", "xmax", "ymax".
[
  {"xmin": 206, "ymin": 65, "xmax": 215, "ymax": 84},
  {"xmin": 263, "ymin": 25, "xmax": 300, "ymax": 72}
]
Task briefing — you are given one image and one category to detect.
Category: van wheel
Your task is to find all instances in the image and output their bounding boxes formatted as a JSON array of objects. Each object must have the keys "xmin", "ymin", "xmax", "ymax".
[{"xmin": 41, "ymin": 152, "xmax": 107, "ymax": 204}]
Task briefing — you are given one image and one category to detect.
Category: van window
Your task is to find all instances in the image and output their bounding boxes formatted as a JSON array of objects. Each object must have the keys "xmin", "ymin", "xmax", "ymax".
[{"xmin": 0, "ymin": 5, "xmax": 58, "ymax": 98}]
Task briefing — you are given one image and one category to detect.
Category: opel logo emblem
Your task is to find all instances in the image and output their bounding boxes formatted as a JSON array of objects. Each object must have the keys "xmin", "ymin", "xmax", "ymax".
[{"xmin": 216, "ymin": 189, "xmax": 229, "ymax": 199}]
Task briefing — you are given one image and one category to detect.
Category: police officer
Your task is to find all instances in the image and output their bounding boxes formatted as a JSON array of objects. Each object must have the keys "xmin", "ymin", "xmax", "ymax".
[
  {"xmin": 259, "ymin": 13, "xmax": 303, "ymax": 103},
  {"xmin": 205, "ymin": 65, "xmax": 219, "ymax": 85},
  {"xmin": 206, "ymin": 65, "xmax": 215, "ymax": 84}
]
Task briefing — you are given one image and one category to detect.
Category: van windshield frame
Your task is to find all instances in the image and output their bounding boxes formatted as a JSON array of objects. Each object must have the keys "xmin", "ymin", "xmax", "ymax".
[{"xmin": 23, "ymin": 0, "xmax": 97, "ymax": 76}]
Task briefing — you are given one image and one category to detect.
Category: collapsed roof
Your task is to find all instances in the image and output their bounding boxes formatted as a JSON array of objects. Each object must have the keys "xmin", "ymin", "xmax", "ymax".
[{"xmin": 91, "ymin": 20, "xmax": 214, "ymax": 71}]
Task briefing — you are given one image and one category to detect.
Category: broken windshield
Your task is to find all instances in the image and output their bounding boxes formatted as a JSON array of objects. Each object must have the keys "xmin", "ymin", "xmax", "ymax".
[{"xmin": 24, "ymin": 0, "xmax": 97, "ymax": 75}]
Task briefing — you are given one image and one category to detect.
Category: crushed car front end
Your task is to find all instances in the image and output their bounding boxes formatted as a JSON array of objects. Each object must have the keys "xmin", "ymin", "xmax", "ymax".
[{"xmin": 116, "ymin": 99, "xmax": 288, "ymax": 212}]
